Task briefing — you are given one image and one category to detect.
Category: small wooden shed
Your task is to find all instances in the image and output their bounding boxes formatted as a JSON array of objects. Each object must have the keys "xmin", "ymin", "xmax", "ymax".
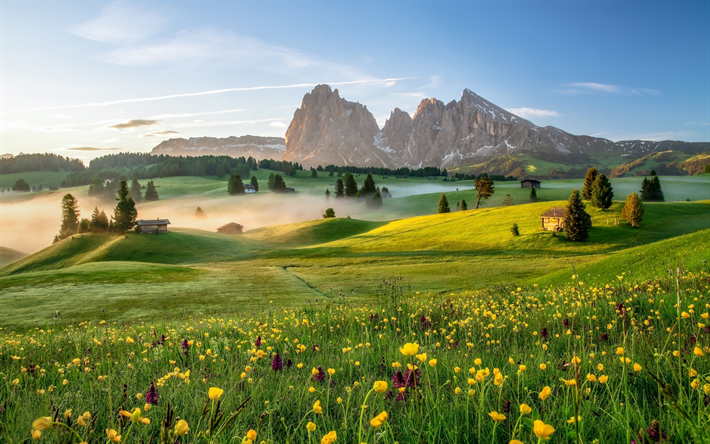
[
  {"xmin": 137, "ymin": 219, "xmax": 171, "ymax": 234},
  {"xmin": 217, "ymin": 222, "xmax": 244, "ymax": 234},
  {"xmin": 540, "ymin": 207, "xmax": 565, "ymax": 232},
  {"xmin": 520, "ymin": 179, "xmax": 541, "ymax": 188}
]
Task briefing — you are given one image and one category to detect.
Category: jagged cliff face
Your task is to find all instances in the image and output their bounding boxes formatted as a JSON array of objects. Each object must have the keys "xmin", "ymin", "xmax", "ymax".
[
  {"xmin": 284, "ymin": 85, "xmax": 392, "ymax": 167},
  {"xmin": 152, "ymin": 135, "xmax": 285, "ymax": 159},
  {"xmin": 283, "ymin": 85, "xmax": 649, "ymax": 169}
]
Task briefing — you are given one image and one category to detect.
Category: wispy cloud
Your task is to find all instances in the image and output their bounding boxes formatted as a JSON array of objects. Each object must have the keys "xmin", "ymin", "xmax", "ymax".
[
  {"xmin": 558, "ymin": 82, "xmax": 660, "ymax": 96},
  {"xmin": 71, "ymin": 2, "xmax": 169, "ymax": 45},
  {"xmin": 109, "ymin": 119, "xmax": 159, "ymax": 129},
  {"xmin": 506, "ymin": 108, "xmax": 560, "ymax": 119},
  {"xmin": 149, "ymin": 109, "xmax": 244, "ymax": 120},
  {"xmin": 269, "ymin": 121, "xmax": 288, "ymax": 128},
  {"xmin": 140, "ymin": 130, "xmax": 181, "ymax": 138},
  {"xmin": 686, "ymin": 121, "xmax": 710, "ymax": 126},
  {"xmin": 614, "ymin": 130, "xmax": 693, "ymax": 142},
  {"xmin": 2, "ymin": 78, "xmax": 412, "ymax": 115},
  {"xmin": 63, "ymin": 147, "xmax": 123, "ymax": 152}
]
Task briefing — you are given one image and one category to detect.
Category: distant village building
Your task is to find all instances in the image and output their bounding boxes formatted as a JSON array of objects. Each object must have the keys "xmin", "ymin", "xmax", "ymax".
[
  {"xmin": 540, "ymin": 207, "xmax": 566, "ymax": 232},
  {"xmin": 217, "ymin": 222, "xmax": 243, "ymax": 234},
  {"xmin": 520, "ymin": 179, "xmax": 541, "ymax": 188},
  {"xmin": 49, "ymin": 186, "xmax": 59, "ymax": 191},
  {"xmin": 284, "ymin": 187, "xmax": 296, "ymax": 193},
  {"xmin": 104, "ymin": 178, "xmax": 115, "ymax": 184},
  {"xmin": 243, "ymin": 184, "xmax": 257, "ymax": 193},
  {"xmin": 136, "ymin": 219, "xmax": 171, "ymax": 234}
]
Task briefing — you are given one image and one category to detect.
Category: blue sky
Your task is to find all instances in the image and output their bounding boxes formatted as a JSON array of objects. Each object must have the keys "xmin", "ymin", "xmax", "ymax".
[{"xmin": 1, "ymin": 0, "xmax": 708, "ymax": 160}]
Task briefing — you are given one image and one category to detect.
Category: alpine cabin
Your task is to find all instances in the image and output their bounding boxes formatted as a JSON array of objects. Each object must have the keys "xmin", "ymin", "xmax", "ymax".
[
  {"xmin": 217, "ymin": 222, "xmax": 243, "ymax": 234},
  {"xmin": 520, "ymin": 179, "xmax": 541, "ymax": 188},
  {"xmin": 136, "ymin": 219, "xmax": 171, "ymax": 234},
  {"xmin": 540, "ymin": 207, "xmax": 565, "ymax": 232}
]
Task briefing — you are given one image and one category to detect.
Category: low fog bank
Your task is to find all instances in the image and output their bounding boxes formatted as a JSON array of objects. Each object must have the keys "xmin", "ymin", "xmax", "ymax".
[{"xmin": 382, "ymin": 183, "xmax": 474, "ymax": 198}]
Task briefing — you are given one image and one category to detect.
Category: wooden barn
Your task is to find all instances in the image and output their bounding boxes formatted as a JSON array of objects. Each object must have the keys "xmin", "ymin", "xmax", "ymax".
[
  {"xmin": 136, "ymin": 219, "xmax": 171, "ymax": 234},
  {"xmin": 243, "ymin": 184, "xmax": 257, "ymax": 194},
  {"xmin": 520, "ymin": 179, "xmax": 541, "ymax": 188},
  {"xmin": 217, "ymin": 222, "xmax": 244, "ymax": 234},
  {"xmin": 540, "ymin": 207, "xmax": 566, "ymax": 232}
]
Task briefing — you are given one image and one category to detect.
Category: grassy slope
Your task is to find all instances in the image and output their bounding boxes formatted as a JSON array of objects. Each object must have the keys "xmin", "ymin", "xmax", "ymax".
[
  {"xmin": 0, "ymin": 171, "xmax": 69, "ymax": 190},
  {"xmin": 0, "ymin": 246, "xmax": 27, "ymax": 267}
]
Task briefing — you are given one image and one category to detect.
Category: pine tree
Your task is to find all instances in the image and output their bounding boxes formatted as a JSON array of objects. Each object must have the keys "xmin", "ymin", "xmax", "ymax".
[
  {"xmin": 621, "ymin": 192, "xmax": 644, "ymax": 228},
  {"xmin": 58, "ymin": 193, "xmax": 80, "ymax": 239},
  {"xmin": 502, "ymin": 194, "xmax": 513, "ymax": 206},
  {"xmin": 649, "ymin": 170, "xmax": 664, "ymax": 202},
  {"xmin": 640, "ymin": 177, "xmax": 651, "ymax": 201},
  {"xmin": 227, "ymin": 174, "xmax": 245, "ymax": 195},
  {"xmin": 90, "ymin": 207, "xmax": 109, "ymax": 232},
  {"xmin": 325, "ymin": 189, "xmax": 331, "ymax": 199},
  {"xmin": 250, "ymin": 176, "xmax": 259, "ymax": 192},
  {"xmin": 78, "ymin": 218, "xmax": 91, "ymax": 233},
  {"xmin": 563, "ymin": 189, "xmax": 592, "ymax": 241},
  {"xmin": 591, "ymin": 173, "xmax": 614, "ymax": 210},
  {"xmin": 112, "ymin": 181, "xmax": 138, "ymax": 233},
  {"xmin": 474, "ymin": 177, "xmax": 495, "ymax": 209},
  {"xmin": 367, "ymin": 190, "xmax": 383, "ymax": 208},
  {"xmin": 456, "ymin": 201, "xmax": 461, "ymax": 211},
  {"xmin": 267, "ymin": 172, "xmax": 276, "ymax": 191},
  {"xmin": 272, "ymin": 174, "xmax": 287, "ymax": 192},
  {"xmin": 88, "ymin": 177, "xmax": 104, "ymax": 197},
  {"xmin": 530, "ymin": 187, "xmax": 538, "ymax": 201},
  {"xmin": 144, "ymin": 181, "xmax": 159, "ymax": 201},
  {"xmin": 334, "ymin": 179, "xmax": 345, "ymax": 198},
  {"xmin": 323, "ymin": 208, "xmax": 336, "ymax": 218},
  {"xmin": 582, "ymin": 167, "xmax": 598, "ymax": 201},
  {"xmin": 344, "ymin": 173, "xmax": 358, "ymax": 197},
  {"xmin": 510, "ymin": 223, "xmax": 519, "ymax": 236},
  {"xmin": 438, "ymin": 193, "xmax": 451, "ymax": 213},
  {"xmin": 362, "ymin": 174, "xmax": 377, "ymax": 195},
  {"xmin": 461, "ymin": 199, "xmax": 468, "ymax": 211},
  {"xmin": 130, "ymin": 178, "xmax": 142, "ymax": 203},
  {"xmin": 195, "ymin": 207, "xmax": 206, "ymax": 219},
  {"xmin": 311, "ymin": 168, "xmax": 317, "ymax": 178}
]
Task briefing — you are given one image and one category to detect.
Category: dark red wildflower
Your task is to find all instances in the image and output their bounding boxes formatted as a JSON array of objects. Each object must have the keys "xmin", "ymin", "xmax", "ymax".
[
  {"xmin": 271, "ymin": 353, "xmax": 283, "ymax": 372},
  {"xmin": 313, "ymin": 366, "xmax": 325, "ymax": 382},
  {"xmin": 180, "ymin": 339, "xmax": 190, "ymax": 356},
  {"xmin": 285, "ymin": 358, "xmax": 293, "ymax": 368},
  {"xmin": 145, "ymin": 381, "xmax": 160, "ymax": 405},
  {"xmin": 254, "ymin": 336, "xmax": 262, "ymax": 348},
  {"xmin": 541, "ymin": 327, "xmax": 549, "ymax": 341},
  {"xmin": 392, "ymin": 370, "xmax": 406, "ymax": 389}
]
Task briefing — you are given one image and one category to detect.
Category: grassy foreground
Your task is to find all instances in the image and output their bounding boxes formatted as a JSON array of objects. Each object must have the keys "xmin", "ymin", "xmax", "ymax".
[{"xmin": 1, "ymin": 269, "xmax": 708, "ymax": 443}]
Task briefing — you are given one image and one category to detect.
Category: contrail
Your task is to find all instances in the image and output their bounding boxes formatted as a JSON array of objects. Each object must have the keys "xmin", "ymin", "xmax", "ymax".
[{"xmin": 2, "ymin": 78, "xmax": 414, "ymax": 115}]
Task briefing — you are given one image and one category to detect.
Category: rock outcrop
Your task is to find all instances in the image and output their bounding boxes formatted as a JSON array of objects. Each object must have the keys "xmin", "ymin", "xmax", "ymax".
[{"xmin": 152, "ymin": 135, "xmax": 285, "ymax": 159}]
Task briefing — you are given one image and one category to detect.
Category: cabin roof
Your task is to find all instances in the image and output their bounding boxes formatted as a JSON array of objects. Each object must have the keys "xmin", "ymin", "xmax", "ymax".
[
  {"xmin": 217, "ymin": 222, "xmax": 243, "ymax": 230},
  {"xmin": 136, "ymin": 219, "xmax": 171, "ymax": 225},
  {"xmin": 539, "ymin": 207, "xmax": 566, "ymax": 218},
  {"xmin": 521, "ymin": 179, "xmax": 541, "ymax": 183},
  {"xmin": 244, "ymin": 184, "xmax": 255, "ymax": 189}
]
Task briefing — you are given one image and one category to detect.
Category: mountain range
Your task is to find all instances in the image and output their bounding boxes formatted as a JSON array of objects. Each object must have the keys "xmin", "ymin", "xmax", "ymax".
[{"xmin": 151, "ymin": 85, "xmax": 709, "ymax": 177}]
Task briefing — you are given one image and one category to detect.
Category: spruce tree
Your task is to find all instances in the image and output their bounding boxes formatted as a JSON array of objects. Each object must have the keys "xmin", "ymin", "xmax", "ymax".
[
  {"xmin": 323, "ymin": 208, "xmax": 336, "ymax": 218},
  {"xmin": 621, "ymin": 192, "xmax": 644, "ymax": 228},
  {"xmin": 582, "ymin": 167, "xmax": 598, "ymax": 201},
  {"xmin": 144, "ymin": 181, "xmax": 159, "ymax": 201},
  {"xmin": 530, "ymin": 187, "xmax": 538, "ymax": 201},
  {"xmin": 112, "ymin": 181, "xmax": 138, "ymax": 233},
  {"xmin": 563, "ymin": 189, "xmax": 591, "ymax": 241},
  {"xmin": 510, "ymin": 223, "xmax": 520, "ymax": 236},
  {"xmin": 461, "ymin": 199, "xmax": 468, "ymax": 211},
  {"xmin": 272, "ymin": 174, "xmax": 287, "ymax": 192},
  {"xmin": 591, "ymin": 173, "xmax": 613, "ymax": 210},
  {"xmin": 368, "ymin": 190, "xmax": 383, "ymax": 208},
  {"xmin": 90, "ymin": 207, "xmax": 109, "ymax": 232},
  {"xmin": 640, "ymin": 177, "xmax": 651, "ymax": 201},
  {"xmin": 334, "ymin": 179, "xmax": 345, "ymax": 198},
  {"xmin": 456, "ymin": 201, "xmax": 461, "ymax": 211},
  {"xmin": 78, "ymin": 218, "xmax": 91, "ymax": 233},
  {"xmin": 227, "ymin": 174, "xmax": 245, "ymax": 195},
  {"xmin": 474, "ymin": 177, "xmax": 495, "ymax": 209},
  {"xmin": 362, "ymin": 174, "xmax": 377, "ymax": 195},
  {"xmin": 267, "ymin": 172, "xmax": 276, "ymax": 191},
  {"xmin": 59, "ymin": 193, "xmax": 80, "ymax": 239},
  {"xmin": 343, "ymin": 173, "xmax": 358, "ymax": 197},
  {"xmin": 130, "ymin": 178, "xmax": 142, "ymax": 202},
  {"xmin": 438, "ymin": 193, "xmax": 451, "ymax": 213},
  {"xmin": 502, "ymin": 194, "xmax": 513, "ymax": 206},
  {"xmin": 311, "ymin": 168, "xmax": 317, "ymax": 178},
  {"xmin": 250, "ymin": 176, "xmax": 259, "ymax": 192},
  {"xmin": 649, "ymin": 170, "xmax": 665, "ymax": 201},
  {"xmin": 325, "ymin": 189, "xmax": 331, "ymax": 199},
  {"xmin": 195, "ymin": 207, "xmax": 206, "ymax": 219}
]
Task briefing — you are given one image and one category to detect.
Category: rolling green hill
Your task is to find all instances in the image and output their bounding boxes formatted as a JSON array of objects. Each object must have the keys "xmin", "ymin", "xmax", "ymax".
[{"xmin": 0, "ymin": 246, "xmax": 27, "ymax": 267}]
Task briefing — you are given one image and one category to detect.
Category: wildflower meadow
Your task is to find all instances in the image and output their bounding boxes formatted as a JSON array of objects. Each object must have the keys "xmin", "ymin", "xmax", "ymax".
[{"xmin": 1, "ymin": 270, "xmax": 709, "ymax": 444}]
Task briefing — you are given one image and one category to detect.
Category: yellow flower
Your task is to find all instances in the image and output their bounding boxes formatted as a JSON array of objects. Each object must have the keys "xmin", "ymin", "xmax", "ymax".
[
  {"xmin": 328, "ymin": 368, "xmax": 335, "ymax": 376},
  {"xmin": 455, "ymin": 387, "xmax": 462, "ymax": 395},
  {"xmin": 246, "ymin": 429, "xmax": 257, "ymax": 440},
  {"xmin": 510, "ymin": 441, "xmax": 524, "ymax": 444},
  {"xmin": 32, "ymin": 417, "xmax": 53, "ymax": 430},
  {"xmin": 307, "ymin": 422, "xmax": 316, "ymax": 432},
  {"xmin": 174, "ymin": 420, "xmax": 189, "ymax": 436},
  {"xmin": 400, "ymin": 343, "xmax": 419, "ymax": 356},
  {"xmin": 312, "ymin": 367, "xmax": 319, "ymax": 376},
  {"xmin": 489, "ymin": 411, "xmax": 506, "ymax": 422},
  {"xmin": 77, "ymin": 416, "xmax": 86, "ymax": 426},
  {"xmin": 416, "ymin": 353, "xmax": 428, "ymax": 363},
  {"xmin": 63, "ymin": 409, "xmax": 72, "ymax": 419},
  {"xmin": 619, "ymin": 357, "xmax": 631, "ymax": 365},
  {"xmin": 494, "ymin": 372, "xmax": 505, "ymax": 386},
  {"xmin": 474, "ymin": 358, "xmax": 482, "ymax": 366},
  {"xmin": 12, "ymin": 378, "xmax": 19, "ymax": 386},
  {"xmin": 519, "ymin": 404, "xmax": 532, "ymax": 415},
  {"xmin": 691, "ymin": 379, "xmax": 700, "ymax": 390},
  {"xmin": 208, "ymin": 387, "xmax": 224, "ymax": 400},
  {"xmin": 31, "ymin": 429, "xmax": 42, "ymax": 440},
  {"xmin": 567, "ymin": 416, "xmax": 581, "ymax": 424},
  {"xmin": 587, "ymin": 373, "xmax": 597, "ymax": 383},
  {"xmin": 533, "ymin": 419, "xmax": 556, "ymax": 440},
  {"xmin": 313, "ymin": 400, "xmax": 323, "ymax": 414},
  {"xmin": 370, "ymin": 411, "xmax": 388, "ymax": 428},
  {"xmin": 616, "ymin": 347, "xmax": 625, "ymax": 355},
  {"xmin": 518, "ymin": 365, "xmax": 526, "ymax": 372},
  {"xmin": 429, "ymin": 359, "xmax": 437, "ymax": 367},
  {"xmin": 321, "ymin": 430, "xmax": 337, "ymax": 444},
  {"xmin": 599, "ymin": 375, "xmax": 609, "ymax": 384},
  {"xmin": 539, "ymin": 363, "xmax": 547, "ymax": 370},
  {"xmin": 694, "ymin": 346, "xmax": 705, "ymax": 357},
  {"xmin": 561, "ymin": 378, "xmax": 577, "ymax": 386},
  {"xmin": 82, "ymin": 412, "xmax": 91, "ymax": 421},
  {"xmin": 373, "ymin": 381, "xmax": 388, "ymax": 393},
  {"xmin": 309, "ymin": 387, "xmax": 316, "ymax": 393},
  {"xmin": 106, "ymin": 428, "xmax": 122, "ymax": 442},
  {"xmin": 119, "ymin": 408, "xmax": 150, "ymax": 424},
  {"xmin": 633, "ymin": 363, "xmax": 642, "ymax": 372},
  {"xmin": 539, "ymin": 386, "xmax": 552, "ymax": 401}
]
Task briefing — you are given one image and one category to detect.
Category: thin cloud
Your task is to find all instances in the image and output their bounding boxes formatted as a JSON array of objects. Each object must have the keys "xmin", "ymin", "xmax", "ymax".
[
  {"xmin": 71, "ymin": 2, "xmax": 169, "ymax": 45},
  {"xmin": 109, "ymin": 119, "xmax": 159, "ymax": 129},
  {"xmin": 558, "ymin": 82, "xmax": 659, "ymax": 96},
  {"xmin": 149, "ymin": 109, "xmax": 244, "ymax": 120},
  {"xmin": 686, "ymin": 121, "xmax": 710, "ymax": 126},
  {"xmin": 2, "ymin": 78, "xmax": 413, "ymax": 115},
  {"xmin": 614, "ymin": 131, "xmax": 693, "ymax": 142},
  {"xmin": 269, "ymin": 121, "xmax": 288, "ymax": 128},
  {"xmin": 140, "ymin": 130, "xmax": 181, "ymax": 138},
  {"xmin": 63, "ymin": 147, "xmax": 123, "ymax": 152},
  {"xmin": 506, "ymin": 108, "xmax": 560, "ymax": 119}
]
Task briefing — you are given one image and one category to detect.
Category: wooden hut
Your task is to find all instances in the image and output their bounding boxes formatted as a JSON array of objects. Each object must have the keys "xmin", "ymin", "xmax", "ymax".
[
  {"xmin": 520, "ymin": 179, "xmax": 541, "ymax": 188},
  {"xmin": 136, "ymin": 219, "xmax": 171, "ymax": 234},
  {"xmin": 217, "ymin": 222, "xmax": 243, "ymax": 234},
  {"xmin": 540, "ymin": 207, "xmax": 565, "ymax": 232}
]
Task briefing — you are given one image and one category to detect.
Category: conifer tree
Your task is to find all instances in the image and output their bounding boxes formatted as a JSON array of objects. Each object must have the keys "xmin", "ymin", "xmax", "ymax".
[
  {"xmin": 250, "ymin": 176, "xmax": 259, "ymax": 192},
  {"xmin": 362, "ymin": 174, "xmax": 377, "ymax": 195},
  {"xmin": 334, "ymin": 179, "xmax": 345, "ymax": 198},
  {"xmin": 90, "ymin": 207, "xmax": 109, "ymax": 232},
  {"xmin": 59, "ymin": 193, "xmax": 80, "ymax": 239},
  {"xmin": 130, "ymin": 178, "xmax": 142, "ymax": 202},
  {"xmin": 502, "ymin": 194, "xmax": 513, "ymax": 206},
  {"xmin": 438, "ymin": 193, "xmax": 451, "ymax": 213},
  {"xmin": 621, "ymin": 192, "xmax": 644, "ymax": 228},
  {"xmin": 195, "ymin": 207, "xmax": 206, "ymax": 219},
  {"xmin": 474, "ymin": 177, "xmax": 495, "ymax": 209},
  {"xmin": 144, "ymin": 181, "xmax": 159, "ymax": 201},
  {"xmin": 456, "ymin": 201, "xmax": 461, "ymax": 211},
  {"xmin": 325, "ymin": 189, "xmax": 331, "ymax": 199},
  {"xmin": 343, "ymin": 173, "xmax": 358, "ymax": 197},
  {"xmin": 461, "ymin": 199, "xmax": 468, "ymax": 211},
  {"xmin": 510, "ymin": 223, "xmax": 519, "ymax": 236},
  {"xmin": 563, "ymin": 189, "xmax": 592, "ymax": 241},
  {"xmin": 227, "ymin": 174, "xmax": 245, "ymax": 195},
  {"xmin": 311, "ymin": 168, "xmax": 317, "ymax": 178},
  {"xmin": 368, "ymin": 190, "xmax": 383, "ymax": 208},
  {"xmin": 582, "ymin": 167, "xmax": 598, "ymax": 201},
  {"xmin": 323, "ymin": 208, "xmax": 336, "ymax": 218},
  {"xmin": 591, "ymin": 173, "xmax": 614, "ymax": 210},
  {"xmin": 112, "ymin": 181, "xmax": 137, "ymax": 233},
  {"xmin": 272, "ymin": 174, "xmax": 287, "ymax": 192},
  {"xmin": 649, "ymin": 170, "xmax": 665, "ymax": 202},
  {"xmin": 530, "ymin": 187, "xmax": 538, "ymax": 201},
  {"xmin": 78, "ymin": 218, "xmax": 91, "ymax": 233},
  {"xmin": 267, "ymin": 172, "xmax": 276, "ymax": 191}
]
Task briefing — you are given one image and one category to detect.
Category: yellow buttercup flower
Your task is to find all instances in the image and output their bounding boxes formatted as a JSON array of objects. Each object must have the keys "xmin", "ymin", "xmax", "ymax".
[
  {"xmin": 208, "ymin": 387, "xmax": 223, "ymax": 400},
  {"xmin": 328, "ymin": 368, "xmax": 335, "ymax": 376},
  {"xmin": 106, "ymin": 428, "xmax": 121, "ymax": 442},
  {"xmin": 321, "ymin": 430, "xmax": 337, "ymax": 444},
  {"xmin": 416, "ymin": 353, "xmax": 427, "ymax": 363},
  {"xmin": 174, "ymin": 419, "xmax": 189, "ymax": 436},
  {"xmin": 313, "ymin": 400, "xmax": 323, "ymax": 414},
  {"xmin": 32, "ymin": 417, "xmax": 53, "ymax": 430},
  {"xmin": 587, "ymin": 373, "xmax": 597, "ymax": 383},
  {"xmin": 633, "ymin": 363, "xmax": 642, "ymax": 372},
  {"xmin": 489, "ymin": 411, "xmax": 506, "ymax": 422},
  {"xmin": 31, "ymin": 429, "xmax": 42, "ymax": 440},
  {"xmin": 694, "ymin": 346, "xmax": 705, "ymax": 357},
  {"xmin": 567, "ymin": 416, "xmax": 581, "ymax": 424},
  {"xmin": 561, "ymin": 378, "xmax": 576, "ymax": 386},
  {"xmin": 246, "ymin": 429, "xmax": 257, "ymax": 441},
  {"xmin": 400, "ymin": 343, "xmax": 419, "ymax": 356},
  {"xmin": 599, "ymin": 375, "xmax": 609, "ymax": 384},
  {"xmin": 519, "ymin": 404, "xmax": 532, "ymax": 415},
  {"xmin": 370, "ymin": 411, "xmax": 388, "ymax": 428},
  {"xmin": 307, "ymin": 422, "xmax": 316, "ymax": 432},
  {"xmin": 533, "ymin": 419, "xmax": 556, "ymax": 440},
  {"xmin": 539, "ymin": 386, "xmax": 552, "ymax": 401},
  {"xmin": 373, "ymin": 381, "xmax": 388, "ymax": 393},
  {"xmin": 119, "ymin": 408, "xmax": 150, "ymax": 424},
  {"xmin": 616, "ymin": 347, "xmax": 625, "ymax": 355}
]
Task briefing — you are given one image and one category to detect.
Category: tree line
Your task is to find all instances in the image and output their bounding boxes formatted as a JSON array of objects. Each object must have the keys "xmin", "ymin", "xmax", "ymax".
[{"xmin": 0, "ymin": 153, "xmax": 85, "ymax": 174}]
